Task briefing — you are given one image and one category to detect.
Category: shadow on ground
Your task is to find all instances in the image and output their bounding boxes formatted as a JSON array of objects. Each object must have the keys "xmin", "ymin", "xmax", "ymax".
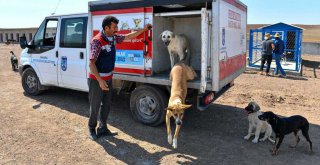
[{"xmin": 25, "ymin": 88, "xmax": 320, "ymax": 164}]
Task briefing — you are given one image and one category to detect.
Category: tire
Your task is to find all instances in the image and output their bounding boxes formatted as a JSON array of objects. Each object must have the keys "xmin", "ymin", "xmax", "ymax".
[
  {"xmin": 130, "ymin": 85, "xmax": 168, "ymax": 126},
  {"xmin": 21, "ymin": 68, "xmax": 42, "ymax": 96}
]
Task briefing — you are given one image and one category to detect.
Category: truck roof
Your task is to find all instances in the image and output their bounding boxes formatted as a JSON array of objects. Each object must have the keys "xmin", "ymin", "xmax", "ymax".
[
  {"xmin": 89, "ymin": 0, "xmax": 216, "ymax": 11},
  {"xmin": 45, "ymin": 13, "xmax": 88, "ymax": 19}
]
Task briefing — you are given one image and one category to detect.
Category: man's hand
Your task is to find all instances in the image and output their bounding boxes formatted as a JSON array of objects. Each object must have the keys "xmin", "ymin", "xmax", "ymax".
[
  {"xmin": 125, "ymin": 24, "xmax": 152, "ymax": 40},
  {"xmin": 97, "ymin": 79, "xmax": 109, "ymax": 91},
  {"xmin": 144, "ymin": 24, "xmax": 152, "ymax": 31}
]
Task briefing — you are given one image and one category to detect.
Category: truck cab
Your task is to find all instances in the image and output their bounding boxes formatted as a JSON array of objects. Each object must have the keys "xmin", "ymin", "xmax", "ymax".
[{"xmin": 19, "ymin": 13, "xmax": 89, "ymax": 94}]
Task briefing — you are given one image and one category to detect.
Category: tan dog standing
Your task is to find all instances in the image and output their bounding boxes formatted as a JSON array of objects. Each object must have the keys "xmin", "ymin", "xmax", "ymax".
[{"xmin": 166, "ymin": 63, "xmax": 196, "ymax": 149}]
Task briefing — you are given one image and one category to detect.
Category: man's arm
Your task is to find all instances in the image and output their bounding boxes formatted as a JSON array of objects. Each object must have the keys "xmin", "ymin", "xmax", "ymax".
[
  {"xmin": 271, "ymin": 40, "xmax": 275, "ymax": 50},
  {"xmin": 124, "ymin": 24, "xmax": 152, "ymax": 40},
  {"xmin": 271, "ymin": 43, "xmax": 275, "ymax": 50}
]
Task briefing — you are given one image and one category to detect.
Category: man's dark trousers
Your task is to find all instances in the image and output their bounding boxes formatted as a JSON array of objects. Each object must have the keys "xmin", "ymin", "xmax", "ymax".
[
  {"xmin": 260, "ymin": 54, "xmax": 273, "ymax": 73},
  {"xmin": 88, "ymin": 78, "xmax": 113, "ymax": 129}
]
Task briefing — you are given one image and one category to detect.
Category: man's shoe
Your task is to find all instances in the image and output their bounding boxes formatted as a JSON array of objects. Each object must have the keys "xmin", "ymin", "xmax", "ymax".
[
  {"xmin": 89, "ymin": 128, "xmax": 98, "ymax": 140},
  {"xmin": 259, "ymin": 71, "xmax": 264, "ymax": 75},
  {"xmin": 97, "ymin": 127, "xmax": 118, "ymax": 137}
]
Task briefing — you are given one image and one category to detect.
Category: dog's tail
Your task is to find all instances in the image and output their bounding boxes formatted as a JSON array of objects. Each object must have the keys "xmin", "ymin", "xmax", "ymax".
[{"xmin": 268, "ymin": 137, "xmax": 275, "ymax": 144}]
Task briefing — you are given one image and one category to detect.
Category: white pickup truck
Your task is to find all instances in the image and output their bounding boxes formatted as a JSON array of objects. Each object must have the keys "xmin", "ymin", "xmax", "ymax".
[{"xmin": 19, "ymin": 0, "xmax": 247, "ymax": 126}]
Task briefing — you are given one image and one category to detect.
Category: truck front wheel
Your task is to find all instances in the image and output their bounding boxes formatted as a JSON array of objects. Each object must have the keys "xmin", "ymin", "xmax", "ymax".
[
  {"xmin": 130, "ymin": 85, "xmax": 168, "ymax": 126},
  {"xmin": 22, "ymin": 68, "xmax": 42, "ymax": 96}
]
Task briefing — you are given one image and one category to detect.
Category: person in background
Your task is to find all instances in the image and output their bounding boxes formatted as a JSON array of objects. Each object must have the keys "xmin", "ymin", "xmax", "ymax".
[
  {"xmin": 88, "ymin": 15, "xmax": 152, "ymax": 140},
  {"xmin": 259, "ymin": 33, "xmax": 275, "ymax": 76},
  {"xmin": 273, "ymin": 33, "xmax": 286, "ymax": 77}
]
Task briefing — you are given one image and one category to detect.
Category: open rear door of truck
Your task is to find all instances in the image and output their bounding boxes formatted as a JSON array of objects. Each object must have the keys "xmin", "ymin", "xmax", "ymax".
[{"xmin": 211, "ymin": 0, "xmax": 247, "ymax": 91}]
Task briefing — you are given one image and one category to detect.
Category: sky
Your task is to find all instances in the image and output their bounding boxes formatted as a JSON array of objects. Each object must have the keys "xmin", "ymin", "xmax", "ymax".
[
  {"xmin": 0, "ymin": 0, "xmax": 91, "ymax": 28},
  {"xmin": 241, "ymin": 0, "xmax": 320, "ymax": 25},
  {"xmin": 0, "ymin": 0, "xmax": 319, "ymax": 28}
]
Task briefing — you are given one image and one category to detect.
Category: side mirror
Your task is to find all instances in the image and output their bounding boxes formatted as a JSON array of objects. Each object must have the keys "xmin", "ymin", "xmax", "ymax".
[
  {"xmin": 19, "ymin": 36, "xmax": 28, "ymax": 49},
  {"xmin": 19, "ymin": 36, "xmax": 35, "ymax": 49}
]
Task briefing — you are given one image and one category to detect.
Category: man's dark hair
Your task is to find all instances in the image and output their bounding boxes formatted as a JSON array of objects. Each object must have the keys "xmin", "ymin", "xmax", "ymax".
[{"xmin": 102, "ymin": 16, "xmax": 119, "ymax": 30}]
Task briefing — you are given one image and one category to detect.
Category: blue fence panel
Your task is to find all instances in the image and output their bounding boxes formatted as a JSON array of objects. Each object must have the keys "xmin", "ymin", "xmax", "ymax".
[{"xmin": 248, "ymin": 27, "xmax": 302, "ymax": 72}]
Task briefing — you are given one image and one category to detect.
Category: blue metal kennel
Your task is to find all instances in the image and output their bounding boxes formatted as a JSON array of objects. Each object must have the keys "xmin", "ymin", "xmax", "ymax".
[{"xmin": 248, "ymin": 22, "xmax": 303, "ymax": 72}]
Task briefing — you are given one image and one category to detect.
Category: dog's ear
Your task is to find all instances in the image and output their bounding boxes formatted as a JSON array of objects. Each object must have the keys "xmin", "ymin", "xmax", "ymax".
[
  {"xmin": 160, "ymin": 32, "xmax": 164, "ymax": 39},
  {"xmin": 168, "ymin": 105, "xmax": 179, "ymax": 110},
  {"xmin": 245, "ymin": 104, "xmax": 253, "ymax": 111},
  {"xmin": 179, "ymin": 104, "xmax": 192, "ymax": 110},
  {"xmin": 254, "ymin": 104, "xmax": 260, "ymax": 112},
  {"xmin": 250, "ymin": 102, "xmax": 260, "ymax": 112},
  {"xmin": 171, "ymin": 32, "xmax": 175, "ymax": 38}
]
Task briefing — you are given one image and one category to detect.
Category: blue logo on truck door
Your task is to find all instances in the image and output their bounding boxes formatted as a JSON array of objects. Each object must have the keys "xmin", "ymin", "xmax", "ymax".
[{"xmin": 61, "ymin": 56, "xmax": 67, "ymax": 71}]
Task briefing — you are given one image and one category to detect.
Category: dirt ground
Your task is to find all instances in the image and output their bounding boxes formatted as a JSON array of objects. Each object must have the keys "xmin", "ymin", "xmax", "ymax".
[{"xmin": 0, "ymin": 43, "xmax": 319, "ymax": 164}]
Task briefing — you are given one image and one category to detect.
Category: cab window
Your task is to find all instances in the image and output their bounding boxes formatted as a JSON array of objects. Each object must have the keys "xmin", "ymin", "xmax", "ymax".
[
  {"xmin": 33, "ymin": 19, "xmax": 58, "ymax": 47},
  {"xmin": 60, "ymin": 17, "xmax": 87, "ymax": 48}
]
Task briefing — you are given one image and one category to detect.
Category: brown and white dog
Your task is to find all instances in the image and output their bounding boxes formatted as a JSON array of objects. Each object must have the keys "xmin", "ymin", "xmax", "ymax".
[{"xmin": 166, "ymin": 63, "xmax": 196, "ymax": 149}]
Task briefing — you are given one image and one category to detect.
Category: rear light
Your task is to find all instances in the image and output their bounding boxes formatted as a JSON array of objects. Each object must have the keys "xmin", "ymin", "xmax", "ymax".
[{"xmin": 203, "ymin": 92, "xmax": 214, "ymax": 105}]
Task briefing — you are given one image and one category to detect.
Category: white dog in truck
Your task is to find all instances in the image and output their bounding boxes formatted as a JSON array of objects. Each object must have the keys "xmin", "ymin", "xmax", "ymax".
[{"xmin": 160, "ymin": 30, "xmax": 190, "ymax": 69}]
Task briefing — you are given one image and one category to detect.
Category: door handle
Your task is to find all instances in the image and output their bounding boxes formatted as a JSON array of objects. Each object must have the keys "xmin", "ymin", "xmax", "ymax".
[
  {"xmin": 80, "ymin": 52, "xmax": 84, "ymax": 59},
  {"xmin": 56, "ymin": 51, "xmax": 58, "ymax": 58}
]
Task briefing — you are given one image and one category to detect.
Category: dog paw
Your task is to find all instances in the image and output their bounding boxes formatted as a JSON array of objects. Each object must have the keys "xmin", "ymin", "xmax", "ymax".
[
  {"xmin": 172, "ymin": 139, "xmax": 177, "ymax": 149},
  {"xmin": 271, "ymin": 150, "xmax": 278, "ymax": 156},
  {"xmin": 252, "ymin": 139, "xmax": 258, "ymax": 143},
  {"xmin": 268, "ymin": 138, "xmax": 275, "ymax": 144},
  {"xmin": 168, "ymin": 135, "xmax": 172, "ymax": 145},
  {"xmin": 269, "ymin": 148, "xmax": 273, "ymax": 153},
  {"xmin": 244, "ymin": 135, "xmax": 250, "ymax": 140},
  {"xmin": 270, "ymin": 148, "xmax": 278, "ymax": 156},
  {"xmin": 308, "ymin": 149, "xmax": 313, "ymax": 155},
  {"xmin": 289, "ymin": 145, "xmax": 296, "ymax": 148},
  {"xmin": 259, "ymin": 138, "xmax": 266, "ymax": 142}
]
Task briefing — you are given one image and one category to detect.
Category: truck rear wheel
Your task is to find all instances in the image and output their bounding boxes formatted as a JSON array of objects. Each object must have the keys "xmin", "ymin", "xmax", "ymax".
[
  {"xmin": 130, "ymin": 85, "xmax": 168, "ymax": 126},
  {"xmin": 22, "ymin": 68, "xmax": 42, "ymax": 96}
]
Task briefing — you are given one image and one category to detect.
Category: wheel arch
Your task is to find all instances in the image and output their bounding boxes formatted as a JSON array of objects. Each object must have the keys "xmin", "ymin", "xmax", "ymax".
[
  {"xmin": 20, "ymin": 63, "xmax": 44, "ymax": 85},
  {"xmin": 130, "ymin": 83, "xmax": 169, "ymax": 126}
]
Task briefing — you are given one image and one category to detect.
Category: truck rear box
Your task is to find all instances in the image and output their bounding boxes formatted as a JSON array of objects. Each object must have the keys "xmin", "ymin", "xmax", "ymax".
[{"xmin": 88, "ymin": 0, "xmax": 247, "ymax": 93}]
